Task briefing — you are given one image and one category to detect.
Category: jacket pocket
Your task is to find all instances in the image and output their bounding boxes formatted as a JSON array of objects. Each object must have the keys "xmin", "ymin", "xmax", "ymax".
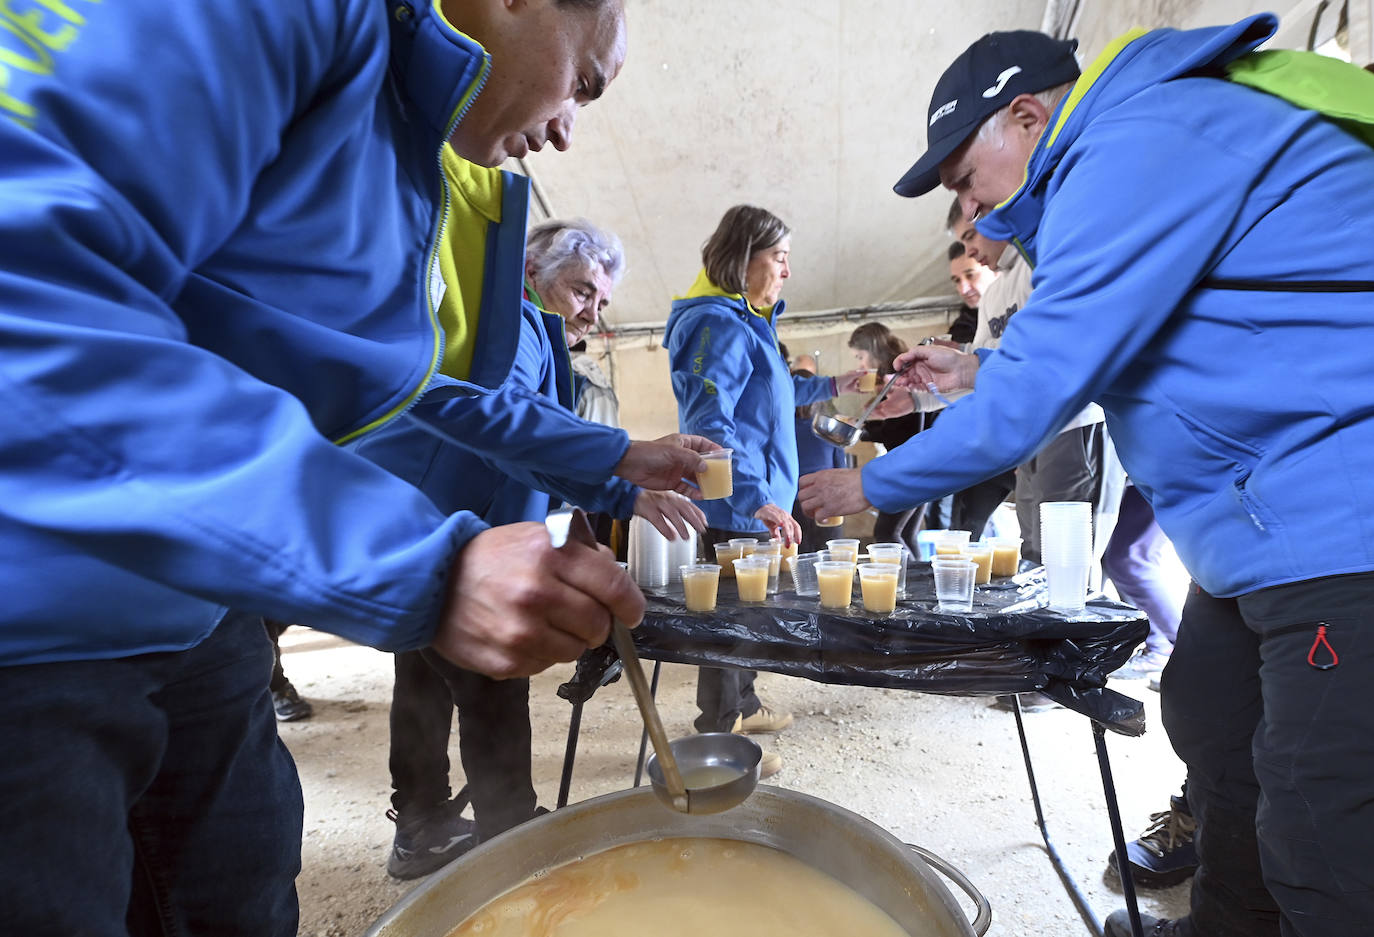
[{"xmin": 1173, "ymin": 412, "xmax": 1280, "ymax": 533}]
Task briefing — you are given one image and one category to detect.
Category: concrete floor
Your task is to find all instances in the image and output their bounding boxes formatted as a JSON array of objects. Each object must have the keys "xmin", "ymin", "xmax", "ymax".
[{"xmin": 280, "ymin": 624, "xmax": 1191, "ymax": 937}]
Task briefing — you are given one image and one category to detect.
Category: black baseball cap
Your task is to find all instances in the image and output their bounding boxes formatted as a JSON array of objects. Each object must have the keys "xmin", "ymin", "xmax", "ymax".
[{"xmin": 893, "ymin": 31, "xmax": 1080, "ymax": 198}]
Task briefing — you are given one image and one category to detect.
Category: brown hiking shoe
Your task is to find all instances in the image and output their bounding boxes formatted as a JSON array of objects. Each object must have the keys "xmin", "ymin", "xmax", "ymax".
[{"xmin": 733, "ymin": 705, "xmax": 794, "ymax": 734}]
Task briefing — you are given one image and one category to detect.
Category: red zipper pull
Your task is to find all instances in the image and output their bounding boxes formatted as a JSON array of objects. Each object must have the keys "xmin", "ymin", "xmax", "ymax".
[{"xmin": 1307, "ymin": 624, "xmax": 1339, "ymax": 671}]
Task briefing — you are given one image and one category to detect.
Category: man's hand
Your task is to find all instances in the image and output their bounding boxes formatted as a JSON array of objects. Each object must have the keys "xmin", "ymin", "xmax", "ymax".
[
  {"xmin": 891, "ymin": 346, "xmax": 980, "ymax": 394},
  {"xmin": 614, "ymin": 434, "xmax": 721, "ymax": 498},
  {"xmin": 867, "ymin": 380, "xmax": 915, "ymax": 420},
  {"xmin": 753, "ymin": 503, "xmax": 801, "ymax": 545},
  {"xmin": 798, "ymin": 468, "xmax": 872, "ymax": 521},
  {"xmin": 634, "ymin": 489, "xmax": 708, "ymax": 540},
  {"xmin": 833, "ymin": 369, "xmax": 867, "ymax": 395},
  {"xmin": 431, "ymin": 523, "xmax": 645, "ymax": 679}
]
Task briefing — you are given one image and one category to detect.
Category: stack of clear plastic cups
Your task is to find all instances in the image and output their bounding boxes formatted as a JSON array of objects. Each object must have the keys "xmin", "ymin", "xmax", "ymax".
[
  {"xmin": 789, "ymin": 551, "xmax": 823, "ymax": 596},
  {"xmin": 664, "ymin": 521, "xmax": 698, "ymax": 586},
  {"xmin": 867, "ymin": 543, "xmax": 908, "ymax": 597},
  {"xmin": 1039, "ymin": 501, "xmax": 1093, "ymax": 613},
  {"xmin": 627, "ymin": 515, "xmax": 670, "ymax": 588}
]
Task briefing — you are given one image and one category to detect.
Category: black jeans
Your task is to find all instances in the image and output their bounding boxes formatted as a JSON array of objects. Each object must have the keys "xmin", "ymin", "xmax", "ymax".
[
  {"xmin": 388, "ymin": 649, "xmax": 536, "ymax": 842},
  {"xmin": 0, "ymin": 611, "xmax": 301, "ymax": 936},
  {"xmin": 1161, "ymin": 574, "xmax": 1374, "ymax": 937},
  {"xmin": 695, "ymin": 526, "xmax": 764, "ymax": 732}
]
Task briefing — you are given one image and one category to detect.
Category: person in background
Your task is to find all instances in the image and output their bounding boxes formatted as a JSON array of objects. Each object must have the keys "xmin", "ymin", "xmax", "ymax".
[
  {"xmin": 265, "ymin": 620, "xmax": 313, "ymax": 723},
  {"xmin": 525, "ymin": 218, "xmax": 623, "ymax": 429},
  {"xmin": 663, "ymin": 204, "xmax": 863, "ymax": 777},
  {"xmin": 804, "ymin": 20, "xmax": 1374, "ymax": 937},
  {"xmin": 792, "ymin": 365, "xmax": 849, "ymax": 554},
  {"xmin": 360, "ymin": 202, "xmax": 707, "ymax": 880},
  {"xmin": 848, "ymin": 323, "xmax": 923, "ymax": 551},
  {"xmin": 947, "ymin": 241, "xmax": 992, "ymax": 345},
  {"xmin": 0, "ymin": 2, "xmax": 648, "ymax": 933}
]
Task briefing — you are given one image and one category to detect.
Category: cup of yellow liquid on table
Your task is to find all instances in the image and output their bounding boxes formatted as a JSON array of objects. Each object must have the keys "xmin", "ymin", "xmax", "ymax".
[
  {"xmin": 733, "ymin": 556, "xmax": 771, "ymax": 603},
  {"xmin": 825, "ymin": 538, "xmax": 860, "ymax": 565},
  {"xmin": 991, "ymin": 536, "xmax": 1022, "ymax": 577},
  {"xmin": 713, "ymin": 541, "xmax": 743, "ymax": 579},
  {"xmin": 857, "ymin": 563, "xmax": 899, "ymax": 614},
  {"xmin": 816, "ymin": 560, "xmax": 855, "ymax": 609},
  {"xmin": 680, "ymin": 563, "xmax": 721, "ymax": 612},
  {"xmin": 755, "ymin": 541, "xmax": 784, "ymax": 593},
  {"xmin": 931, "ymin": 529, "xmax": 972, "ymax": 556},
  {"xmin": 961, "ymin": 540, "xmax": 994, "ymax": 585},
  {"xmin": 695, "ymin": 448, "xmax": 733, "ymax": 500}
]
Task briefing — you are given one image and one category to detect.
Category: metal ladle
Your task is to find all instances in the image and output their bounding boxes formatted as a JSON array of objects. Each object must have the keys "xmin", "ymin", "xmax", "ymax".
[
  {"xmin": 812, "ymin": 363, "xmax": 913, "ymax": 447},
  {"xmin": 562, "ymin": 510, "xmax": 760, "ymax": 814}
]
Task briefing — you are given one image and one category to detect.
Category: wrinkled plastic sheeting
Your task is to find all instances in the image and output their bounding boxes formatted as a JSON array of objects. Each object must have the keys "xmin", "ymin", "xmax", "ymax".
[{"xmin": 629, "ymin": 571, "xmax": 1150, "ymax": 736}]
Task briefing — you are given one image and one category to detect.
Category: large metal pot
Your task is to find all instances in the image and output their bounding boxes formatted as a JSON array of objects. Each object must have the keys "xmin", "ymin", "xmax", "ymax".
[{"xmin": 366, "ymin": 785, "xmax": 990, "ymax": 937}]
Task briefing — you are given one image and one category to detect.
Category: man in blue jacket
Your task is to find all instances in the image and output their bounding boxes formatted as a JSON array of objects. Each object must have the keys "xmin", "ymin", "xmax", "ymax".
[
  {"xmin": 0, "ymin": 1, "xmax": 716, "ymax": 934},
  {"xmin": 801, "ymin": 18, "xmax": 1374, "ymax": 937}
]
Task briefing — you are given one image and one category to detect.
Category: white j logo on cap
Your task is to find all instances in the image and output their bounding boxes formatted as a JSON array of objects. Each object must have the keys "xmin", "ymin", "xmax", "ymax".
[{"xmin": 982, "ymin": 66, "xmax": 1022, "ymax": 98}]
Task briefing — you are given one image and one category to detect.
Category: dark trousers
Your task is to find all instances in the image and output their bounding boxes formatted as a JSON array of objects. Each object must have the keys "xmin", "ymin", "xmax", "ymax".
[
  {"xmin": 1102, "ymin": 486, "xmax": 1183, "ymax": 656},
  {"xmin": 872, "ymin": 507, "xmax": 923, "ymax": 555},
  {"xmin": 1161, "ymin": 574, "xmax": 1374, "ymax": 937},
  {"xmin": 0, "ymin": 610, "xmax": 302, "ymax": 937},
  {"xmin": 695, "ymin": 526, "xmax": 764, "ymax": 732},
  {"xmin": 949, "ymin": 471, "xmax": 1016, "ymax": 539},
  {"xmin": 1015, "ymin": 423, "xmax": 1104, "ymax": 564},
  {"xmin": 388, "ymin": 649, "xmax": 536, "ymax": 842},
  {"xmin": 265, "ymin": 618, "xmax": 290, "ymax": 693}
]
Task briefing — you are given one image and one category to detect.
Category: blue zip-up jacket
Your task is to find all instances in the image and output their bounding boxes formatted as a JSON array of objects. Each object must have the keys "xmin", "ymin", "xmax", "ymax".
[
  {"xmin": 865, "ymin": 14, "xmax": 1374, "ymax": 598},
  {"xmin": 357, "ymin": 300, "xmax": 639, "ymax": 524},
  {"xmin": 0, "ymin": 1, "xmax": 527, "ymax": 664},
  {"xmin": 663, "ymin": 272, "xmax": 835, "ymax": 532}
]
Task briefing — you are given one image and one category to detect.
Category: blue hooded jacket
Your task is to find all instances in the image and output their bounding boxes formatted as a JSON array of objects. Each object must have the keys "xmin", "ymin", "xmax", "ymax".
[
  {"xmin": 663, "ymin": 272, "xmax": 835, "ymax": 532},
  {"xmin": 354, "ymin": 161, "xmax": 638, "ymax": 527},
  {"xmin": 0, "ymin": 1, "xmax": 543, "ymax": 663},
  {"xmin": 864, "ymin": 14, "xmax": 1374, "ymax": 598}
]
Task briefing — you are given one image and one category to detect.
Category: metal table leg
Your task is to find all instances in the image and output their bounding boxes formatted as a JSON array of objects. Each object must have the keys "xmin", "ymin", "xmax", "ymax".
[
  {"xmin": 556, "ymin": 700, "xmax": 583, "ymax": 810},
  {"xmin": 1010, "ymin": 700, "xmax": 1146, "ymax": 937},
  {"xmin": 632, "ymin": 659, "xmax": 663, "ymax": 788}
]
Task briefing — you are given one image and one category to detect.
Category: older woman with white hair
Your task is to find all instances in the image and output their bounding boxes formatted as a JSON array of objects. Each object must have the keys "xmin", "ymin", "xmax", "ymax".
[{"xmin": 525, "ymin": 218, "xmax": 626, "ymax": 427}]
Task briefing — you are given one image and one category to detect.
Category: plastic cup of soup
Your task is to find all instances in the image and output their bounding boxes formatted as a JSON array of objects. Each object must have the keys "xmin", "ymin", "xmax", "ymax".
[
  {"xmin": 932, "ymin": 529, "xmax": 972, "ymax": 556},
  {"xmin": 858, "ymin": 370, "xmax": 878, "ymax": 393},
  {"xmin": 991, "ymin": 536, "xmax": 1023, "ymax": 577},
  {"xmin": 755, "ymin": 541, "xmax": 784, "ymax": 593},
  {"xmin": 713, "ymin": 541, "xmax": 743, "ymax": 579},
  {"xmin": 961, "ymin": 541, "xmax": 994, "ymax": 585},
  {"xmin": 866, "ymin": 543, "xmax": 908, "ymax": 596},
  {"xmin": 770, "ymin": 538, "xmax": 799, "ymax": 564},
  {"xmin": 816, "ymin": 561, "xmax": 856, "ymax": 610},
  {"xmin": 681, "ymin": 564, "xmax": 721, "ymax": 613},
  {"xmin": 825, "ymin": 538, "xmax": 861, "ymax": 564},
  {"xmin": 857, "ymin": 563, "xmax": 900, "ymax": 614},
  {"xmin": 733, "ymin": 556, "xmax": 771, "ymax": 603},
  {"xmin": 816, "ymin": 514, "xmax": 844, "ymax": 528},
  {"xmin": 695, "ymin": 449, "xmax": 734, "ymax": 500}
]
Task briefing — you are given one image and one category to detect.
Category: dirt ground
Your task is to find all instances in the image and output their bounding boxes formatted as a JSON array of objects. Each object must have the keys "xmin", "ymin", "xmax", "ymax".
[{"xmin": 279, "ymin": 621, "xmax": 1191, "ymax": 937}]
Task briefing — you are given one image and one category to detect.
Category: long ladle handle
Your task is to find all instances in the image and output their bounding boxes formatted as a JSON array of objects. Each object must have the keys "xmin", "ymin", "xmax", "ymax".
[
  {"xmin": 609, "ymin": 620, "xmax": 688, "ymax": 811},
  {"xmin": 563, "ymin": 510, "xmax": 688, "ymax": 811}
]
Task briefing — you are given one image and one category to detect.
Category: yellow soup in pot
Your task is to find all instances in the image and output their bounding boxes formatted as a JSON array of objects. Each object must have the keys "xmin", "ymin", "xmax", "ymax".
[{"xmin": 446, "ymin": 837, "xmax": 910, "ymax": 937}]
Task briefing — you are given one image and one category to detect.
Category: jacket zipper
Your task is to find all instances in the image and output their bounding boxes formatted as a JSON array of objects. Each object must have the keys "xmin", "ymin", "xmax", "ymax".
[{"xmin": 334, "ymin": 51, "xmax": 491, "ymax": 445}]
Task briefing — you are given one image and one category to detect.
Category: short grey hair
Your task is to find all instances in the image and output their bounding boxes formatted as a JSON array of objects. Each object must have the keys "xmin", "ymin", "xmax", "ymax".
[
  {"xmin": 975, "ymin": 82, "xmax": 1074, "ymax": 145},
  {"xmin": 526, "ymin": 218, "xmax": 627, "ymax": 287}
]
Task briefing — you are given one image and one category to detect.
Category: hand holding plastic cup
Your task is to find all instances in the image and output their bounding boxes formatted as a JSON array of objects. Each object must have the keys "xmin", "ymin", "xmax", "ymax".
[
  {"xmin": 858, "ymin": 369, "xmax": 878, "ymax": 393},
  {"xmin": 816, "ymin": 514, "xmax": 844, "ymax": 528},
  {"xmin": 857, "ymin": 563, "xmax": 900, "ymax": 614},
  {"xmin": 680, "ymin": 564, "xmax": 721, "ymax": 612},
  {"xmin": 695, "ymin": 448, "xmax": 734, "ymax": 500},
  {"xmin": 733, "ymin": 555, "xmax": 771, "ymax": 603},
  {"xmin": 932, "ymin": 556, "xmax": 977, "ymax": 612}
]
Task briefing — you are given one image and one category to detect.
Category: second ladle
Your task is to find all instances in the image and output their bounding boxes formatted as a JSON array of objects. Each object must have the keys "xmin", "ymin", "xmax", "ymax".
[{"xmin": 564, "ymin": 509, "xmax": 759, "ymax": 815}]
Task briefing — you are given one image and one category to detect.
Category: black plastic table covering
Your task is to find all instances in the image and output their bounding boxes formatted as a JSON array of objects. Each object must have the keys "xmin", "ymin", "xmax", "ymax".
[{"xmin": 628, "ymin": 564, "xmax": 1150, "ymax": 735}]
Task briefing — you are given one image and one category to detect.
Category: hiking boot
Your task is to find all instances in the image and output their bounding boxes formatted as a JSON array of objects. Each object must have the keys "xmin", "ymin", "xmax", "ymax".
[
  {"xmin": 1104, "ymin": 910, "xmax": 1189, "ymax": 936},
  {"xmin": 991, "ymin": 692, "xmax": 1060, "ymax": 713},
  {"xmin": 1111, "ymin": 649, "xmax": 1171, "ymax": 681},
  {"xmin": 386, "ymin": 798, "xmax": 478, "ymax": 880},
  {"xmin": 733, "ymin": 705, "xmax": 794, "ymax": 734},
  {"xmin": 759, "ymin": 749, "xmax": 783, "ymax": 779},
  {"xmin": 271, "ymin": 682, "xmax": 313, "ymax": 722},
  {"xmin": 1105, "ymin": 794, "xmax": 1197, "ymax": 888}
]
